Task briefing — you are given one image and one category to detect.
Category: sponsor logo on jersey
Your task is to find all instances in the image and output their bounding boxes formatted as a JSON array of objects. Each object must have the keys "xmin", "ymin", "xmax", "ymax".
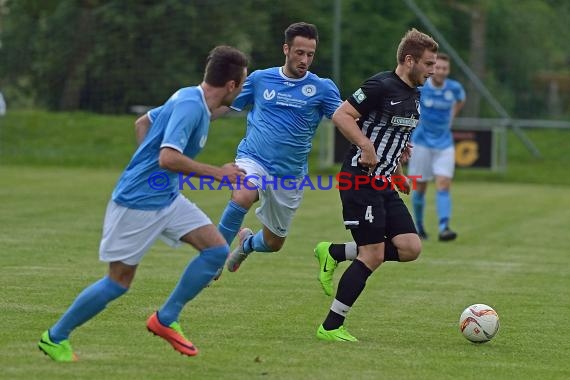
[
  {"xmin": 263, "ymin": 89, "xmax": 276, "ymax": 100},
  {"xmin": 353, "ymin": 88, "xmax": 366, "ymax": 103},
  {"xmin": 391, "ymin": 116, "xmax": 418, "ymax": 129},
  {"xmin": 302, "ymin": 84, "xmax": 317, "ymax": 97},
  {"xmin": 199, "ymin": 135, "xmax": 207, "ymax": 148}
]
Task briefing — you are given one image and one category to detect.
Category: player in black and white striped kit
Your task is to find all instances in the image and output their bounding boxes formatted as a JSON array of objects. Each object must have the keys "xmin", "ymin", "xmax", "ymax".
[{"xmin": 315, "ymin": 28, "xmax": 439, "ymax": 342}]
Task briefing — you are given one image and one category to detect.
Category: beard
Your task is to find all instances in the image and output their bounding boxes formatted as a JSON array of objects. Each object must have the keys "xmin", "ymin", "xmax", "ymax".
[
  {"xmin": 286, "ymin": 61, "xmax": 306, "ymax": 78},
  {"xmin": 409, "ymin": 66, "xmax": 427, "ymax": 87}
]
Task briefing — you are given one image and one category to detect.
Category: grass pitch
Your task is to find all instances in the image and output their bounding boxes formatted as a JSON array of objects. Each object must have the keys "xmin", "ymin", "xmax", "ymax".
[{"xmin": 1, "ymin": 165, "xmax": 569, "ymax": 379}]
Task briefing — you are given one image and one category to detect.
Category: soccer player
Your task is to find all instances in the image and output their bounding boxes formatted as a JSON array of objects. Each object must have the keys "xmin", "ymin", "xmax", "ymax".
[
  {"xmin": 408, "ymin": 53, "xmax": 466, "ymax": 241},
  {"xmin": 214, "ymin": 22, "xmax": 342, "ymax": 272},
  {"xmin": 314, "ymin": 29, "xmax": 438, "ymax": 342},
  {"xmin": 38, "ymin": 46, "xmax": 249, "ymax": 361},
  {"xmin": 0, "ymin": 90, "xmax": 6, "ymax": 116}
]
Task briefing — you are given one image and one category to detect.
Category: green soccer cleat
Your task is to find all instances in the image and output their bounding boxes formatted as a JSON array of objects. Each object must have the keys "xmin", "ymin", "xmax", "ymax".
[
  {"xmin": 314, "ymin": 242, "xmax": 337, "ymax": 296},
  {"xmin": 316, "ymin": 324, "xmax": 358, "ymax": 342},
  {"xmin": 38, "ymin": 330, "xmax": 78, "ymax": 362}
]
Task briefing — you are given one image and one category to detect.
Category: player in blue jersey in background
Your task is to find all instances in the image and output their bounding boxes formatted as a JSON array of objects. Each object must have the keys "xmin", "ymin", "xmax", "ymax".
[
  {"xmin": 38, "ymin": 46, "xmax": 248, "ymax": 361},
  {"xmin": 214, "ymin": 22, "xmax": 342, "ymax": 272},
  {"xmin": 408, "ymin": 53, "xmax": 465, "ymax": 241}
]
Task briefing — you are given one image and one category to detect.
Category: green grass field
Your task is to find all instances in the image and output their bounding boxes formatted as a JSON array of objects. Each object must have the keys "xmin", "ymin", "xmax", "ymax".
[{"xmin": 1, "ymin": 111, "xmax": 570, "ymax": 379}]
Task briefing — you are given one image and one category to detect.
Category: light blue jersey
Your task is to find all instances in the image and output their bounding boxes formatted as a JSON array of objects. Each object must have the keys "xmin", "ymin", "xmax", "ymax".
[
  {"xmin": 231, "ymin": 67, "xmax": 341, "ymax": 177},
  {"xmin": 412, "ymin": 78, "xmax": 465, "ymax": 149},
  {"xmin": 112, "ymin": 86, "xmax": 211, "ymax": 210}
]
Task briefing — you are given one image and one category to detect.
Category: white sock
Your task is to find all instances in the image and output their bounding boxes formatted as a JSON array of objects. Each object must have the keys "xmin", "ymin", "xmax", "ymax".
[
  {"xmin": 345, "ymin": 241, "xmax": 357, "ymax": 260},
  {"xmin": 331, "ymin": 299, "xmax": 351, "ymax": 317}
]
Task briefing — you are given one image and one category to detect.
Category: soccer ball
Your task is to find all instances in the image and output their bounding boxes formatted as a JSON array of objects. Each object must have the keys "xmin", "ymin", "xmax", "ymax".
[{"xmin": 459, "ymin": 304, "xmax": 500, "ymax": 343}]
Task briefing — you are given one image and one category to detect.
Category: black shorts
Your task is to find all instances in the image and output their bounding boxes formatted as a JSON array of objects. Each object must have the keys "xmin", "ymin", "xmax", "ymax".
[{"xmin": 339, "ymin": 177, "xmax": 416, "ymax": 246}]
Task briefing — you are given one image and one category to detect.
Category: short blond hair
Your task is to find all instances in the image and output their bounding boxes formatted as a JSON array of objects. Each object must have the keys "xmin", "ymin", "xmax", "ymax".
[{"xmin": 396, "ymin": 28, "xmax": 438, "ymax": 64}]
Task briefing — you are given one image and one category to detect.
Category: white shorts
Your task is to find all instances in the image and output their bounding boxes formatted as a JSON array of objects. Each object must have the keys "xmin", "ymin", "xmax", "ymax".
[
  {"xmin": 236, "ymin": 157, "xmax": 303, "ymax": 237},
  {"xmin": 408, "ymin": 144, "xmax": 455, "ymax": 181},
  {"xmin": 99, "ymin": 194, "xmax": 211, "ymax": 265}
]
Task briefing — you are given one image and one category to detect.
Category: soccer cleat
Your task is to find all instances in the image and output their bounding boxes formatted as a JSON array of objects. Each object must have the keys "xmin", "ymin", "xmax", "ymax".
[
  {"xmin": 314, "ymin": 242, "xmax": 337, "ymax": 296},
  {"xmin": 38, "ymin": 330, "xmax": 78, "ymax": 362},
  {"xmin": 416, "ymin": 227, "xmax": 429, "ymax": 240},
  {"xmin": 226, "ymin": 227, "xmax": 253, "ymax": 272},
  {"xmin": 438, "ymin": 227, "xmax": 457, "ymax": 242},
  {"xmin": 316, "ymin": 324, "xmax": 358, "ymax": 342},
  {"xmin": 146, "ymin": 312, "xmax": 198, "ymax": 356}
]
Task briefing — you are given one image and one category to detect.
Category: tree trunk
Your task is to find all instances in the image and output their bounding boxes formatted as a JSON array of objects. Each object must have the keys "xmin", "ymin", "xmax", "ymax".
[
  {"xmin": 463, "ymin": 6, "xmax": 486, "ymax": 117},
  {"xmin": 58, "ymin": 5, "xmax": 94, "ymax": 110}
]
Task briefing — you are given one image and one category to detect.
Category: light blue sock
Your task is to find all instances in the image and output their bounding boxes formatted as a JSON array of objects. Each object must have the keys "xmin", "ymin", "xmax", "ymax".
[
  {"xmin": 242, "ymin": 231, "xmax": 273, "ymax": 254},
  {"xmin": 436, "ymin": 189, "xmax": 452, "ymax": 232},
  {"xmin": 158, "ymin": 245, "xmax": 229, "ymax": 326},
  {"xmin": 218, "ymin": 200, "xmax": 248, "ymax": 245},
  {"xmin": 411, "ymin": 191, "xmax": 426, "ymax": 230},
  {"xmin": 49, "ymin": 276, "xmax": 127, "ymax": 343}
]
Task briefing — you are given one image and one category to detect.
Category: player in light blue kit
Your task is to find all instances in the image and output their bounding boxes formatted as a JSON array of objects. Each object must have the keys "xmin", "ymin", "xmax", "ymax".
[
  {"xmin": 215, "ymin": 22, "xmax": 342, "ymax": 272},
  {"xmin": 408, "ymin": 53, "xmax": 465, "ymax": 241},
  {"xmin": 38, "ymin": 46, "xmax": 248, "ymax": 361}
]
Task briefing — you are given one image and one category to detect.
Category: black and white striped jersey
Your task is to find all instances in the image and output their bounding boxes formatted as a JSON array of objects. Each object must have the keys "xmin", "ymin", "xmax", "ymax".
[{"xmin": 342, "ymin": 71, "xmax": 420, "ymax": 178}]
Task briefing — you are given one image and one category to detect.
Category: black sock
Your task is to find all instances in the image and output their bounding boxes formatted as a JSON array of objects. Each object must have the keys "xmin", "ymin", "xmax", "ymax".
[
  {"xmin": 384, "ymin": 240, "xmax": 400, "ymax": 262},
  {"xmin": 323, "ymin": 259, "xmax": 372, "ymax": 330},
  {"xmin": 329, "ymin": 243, "xmax": 347, "ymax": 262}
]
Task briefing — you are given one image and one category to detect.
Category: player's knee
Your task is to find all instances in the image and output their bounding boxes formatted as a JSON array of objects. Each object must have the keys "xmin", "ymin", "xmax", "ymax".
[
  {"xmin": 231, "ymin": 188, "xmax": 257, "ymax": 209},
  {"xmin": 397, "ymin": 237, "xmax": 422, "ymax": 262},
  {"xmin": 356, "ymin": 244, "xmax": 384, "ymax": 270},
  {"xmin": 368, "ymin": 254, "xmax": 384, "ymax": 269},
  {"xmin": 110, "ymin": 275, "xmax": 134, "ymax": 289},
  {"xmin": 108, "ymin": 262, "xmax": 137, "ymax": 288},
  {"xmin": 405, "ymin": 240, "xmax": 422, "ymax": 261},
  {"xmin": 264, "ymin": 237, "xmax": 284, "ymax": 252},
  {"xmin": 410, "ymin": 240, "xmax": 422, "ymax": 260},
  {"xmin": 435, "ymin": 176, "xmax": 452, "ymax": 190},
  {"xmin": 201, "ymin": 244, "xmax": 230, "ymax": 267},
  {"xmin": 414, "ymin": 181, "xmax": 428, "ymax": 193}
]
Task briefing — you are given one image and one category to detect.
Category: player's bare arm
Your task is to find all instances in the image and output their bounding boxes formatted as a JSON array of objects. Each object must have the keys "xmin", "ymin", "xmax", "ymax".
[
  {"xmin": 332, "ymin": 101, "xmax": 378, "ymax": 173},
  {"xmin": 210, "ymin": 105, "xmax": 231, "ymax": 121},
  {"xmin": 452, "ymin": 100, "xmax": 465, "ymax": 119},
  {"xmin": 400, "ymin": 142, "xmax": 413, "ymax": 164},
  {"xmin": 159, "ymin": 147, "xmax": 245, "ymax": 183},
  {"xmin": 134, "ymin": 114, "xmax": 151, "ymax": 145},
  {"xmin": 394, "ymin": 163, "xmax": 411, "ymax": 195}
]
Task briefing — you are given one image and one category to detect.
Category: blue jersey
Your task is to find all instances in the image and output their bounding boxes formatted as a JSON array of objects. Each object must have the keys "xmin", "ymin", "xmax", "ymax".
[
  {"xmin": 412, "ymin": 78, "xmax": 465, "ymax": 149},
  {"xmin": 231, "ymin": 67, "xmax": 341, "ymax": 177},
  {"xmin": 112, "ymin": 86, "xmax": 211, "ymax": 210}
]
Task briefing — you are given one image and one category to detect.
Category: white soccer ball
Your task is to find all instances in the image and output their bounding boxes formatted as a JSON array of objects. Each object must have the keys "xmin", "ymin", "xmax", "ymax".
[{"xmin": 459, "ymin": 304, "xmax": 500, "ymax": 343}]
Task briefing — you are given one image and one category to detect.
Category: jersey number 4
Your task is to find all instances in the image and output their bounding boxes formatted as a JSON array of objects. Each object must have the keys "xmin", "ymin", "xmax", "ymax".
[{"xmin": 365, "ymin": 206, "xmax": 374, "ymax": 223}]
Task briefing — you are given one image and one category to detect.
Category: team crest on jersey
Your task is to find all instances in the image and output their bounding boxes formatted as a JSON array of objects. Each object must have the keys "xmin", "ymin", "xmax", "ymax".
[
  {"xmin": 444, "ymin": 90, "xmax": 454, "ymax": 101},
  {"xmin": 302, "ymin": 84, "xmax": 317, "ymax": 97},
  {"xmin": 415, "ymin": 99, "xmax": 420, "ymax": 114},
  {"xmin": 263, "ymin": 89, "xmax": 276, "ymax": 100},
  {"xmin": 353, "ymin": 88, "xmax": 366, "ymax": 104}
]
